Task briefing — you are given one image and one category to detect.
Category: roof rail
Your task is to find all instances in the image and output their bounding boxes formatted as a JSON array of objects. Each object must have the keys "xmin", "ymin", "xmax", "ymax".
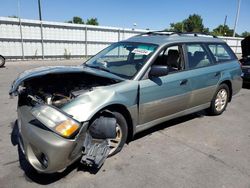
[
  {"xmin": 138, "ymin": 31, "xmax": 217, "ymax": 38},
  {"xmin": 138, "ymin": 30, "xmax": 180, "ymax": 36},
  {"xmin": 180, "ymin": 32, "xmax": 218, "ymax": 38}
]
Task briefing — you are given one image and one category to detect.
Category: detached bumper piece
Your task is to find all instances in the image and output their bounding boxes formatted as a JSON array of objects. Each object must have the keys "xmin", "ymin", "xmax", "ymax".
[
  {"xmin": 81, "ymin": 114, "xmax": 117, "ymax": 169},
  {"xmin": 81, "ymin": 139, "xmax": 110, "ymax": 169}
]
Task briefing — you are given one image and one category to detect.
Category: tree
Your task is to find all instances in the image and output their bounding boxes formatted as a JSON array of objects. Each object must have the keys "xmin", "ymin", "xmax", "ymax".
[
  {"xmin": 66, "ymin": 17, "xmax": 100, "ymax": 25},
  {"xmin": 212, "ymin": 25, "xmax": 234, "ymax": 36},
  {"xmin": 8, "ymin": 15, "xmax": 18, "ymax": 18},
  {"xmin": 241, "ymin": 31, "xmax": 250, "ymax": 38},
  {"xmin": 72, "ymin": 16, "xmax": 84, "ymax": 24},
  {"xmin": 168, "ymin": 14, "xmax": 208, "ymax": 33},
  {"xmin": 183, "ymin": 14, "xmax": 205, "ymax": 32},
  {"xmin": 66, "ymin": 16, "xmax": 84, "ymax": 24},
  {"xmin": 86, "ymin": 18, "xmax": 99, "ymax": 26},
  {"xmin": 170, "ymin": 22, "xmax": 184, "ymax": 32}
]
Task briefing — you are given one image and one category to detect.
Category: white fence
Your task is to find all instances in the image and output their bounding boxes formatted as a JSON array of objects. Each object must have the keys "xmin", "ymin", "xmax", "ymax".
[{"xmin": 0, "ymin": 17, "xmax": 243, "ymax": 59}]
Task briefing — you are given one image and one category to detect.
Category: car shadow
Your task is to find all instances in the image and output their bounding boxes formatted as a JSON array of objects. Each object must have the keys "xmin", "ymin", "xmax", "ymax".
[
  {"xmin": 0, "ymin": 65, "xmax": 6, "ymax": 68},
  {"xmin": 10, "ymin": 110, "xmax": 207, "ymax": 185},
  {"xmin": 133, "ymin": 110, "xmax": 206, "ymax": 141}
]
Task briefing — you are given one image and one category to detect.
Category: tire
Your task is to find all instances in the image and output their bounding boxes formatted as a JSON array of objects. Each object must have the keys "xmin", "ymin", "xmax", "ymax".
[
  {"xmin": 107, "ymin": 111, "xmax": 128, "ymax": 156},
  {"xmin": 208, "ymin": 84, "xmax": 229, "ymax": 115},
  {"xmin": 0, "ymin": 55, "xmax": 5, "ymax": 67}
]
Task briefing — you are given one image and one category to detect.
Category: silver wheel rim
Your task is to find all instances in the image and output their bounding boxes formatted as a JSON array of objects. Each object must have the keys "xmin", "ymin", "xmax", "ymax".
[
  {"xmin": 215, "ymin": 89, "xmax": 228, "ymax": 112},
  {"xmin": 107, "ymin": 123, "xmax": 122, "ymax": 155}
]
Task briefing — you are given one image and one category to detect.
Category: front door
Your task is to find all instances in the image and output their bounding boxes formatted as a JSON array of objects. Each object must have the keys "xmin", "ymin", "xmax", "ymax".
[{"xmin": 138, "ymin": 45, "xmax": 192, "ymax": 125}]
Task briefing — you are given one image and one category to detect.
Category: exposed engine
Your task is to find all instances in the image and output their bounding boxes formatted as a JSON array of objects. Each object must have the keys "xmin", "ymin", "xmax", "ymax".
[{"xmin": 18, "ymin": 72, "xmax": 119, "ymax": 107}]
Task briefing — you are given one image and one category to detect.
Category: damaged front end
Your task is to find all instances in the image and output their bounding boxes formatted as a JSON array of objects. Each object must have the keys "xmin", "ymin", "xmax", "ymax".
[{"xmin": 10, "ymin": 66, "xmax": 123, "ymax": 173}]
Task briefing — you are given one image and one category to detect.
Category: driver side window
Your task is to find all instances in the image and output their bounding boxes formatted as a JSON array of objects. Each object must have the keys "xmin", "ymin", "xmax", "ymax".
[{"xmin": 153, "ymin": 45, "xmax": 185, "ymax": 73}]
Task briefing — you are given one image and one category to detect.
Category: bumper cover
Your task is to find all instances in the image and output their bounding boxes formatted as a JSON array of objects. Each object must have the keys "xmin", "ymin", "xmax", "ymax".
[{"xmin": 17, "ymin": 105, "xmax": 88, "ymax": 173}]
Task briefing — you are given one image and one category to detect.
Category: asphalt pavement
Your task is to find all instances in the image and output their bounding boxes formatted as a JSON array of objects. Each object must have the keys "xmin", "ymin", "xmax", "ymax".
[{"xmin": 0, "ymin": 60, "xmax": 250, "ymax": 188}]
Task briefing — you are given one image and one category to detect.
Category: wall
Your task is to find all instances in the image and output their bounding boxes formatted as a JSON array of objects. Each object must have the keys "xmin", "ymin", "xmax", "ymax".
[{"xmin": 0, "ymin": 17, "xmax": 243, "ymax": 59}]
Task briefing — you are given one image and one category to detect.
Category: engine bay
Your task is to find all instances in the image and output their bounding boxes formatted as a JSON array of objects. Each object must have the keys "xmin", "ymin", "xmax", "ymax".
[{"xmin": 18, "ymin": 72, "xmax": 119, "ymax": 107}]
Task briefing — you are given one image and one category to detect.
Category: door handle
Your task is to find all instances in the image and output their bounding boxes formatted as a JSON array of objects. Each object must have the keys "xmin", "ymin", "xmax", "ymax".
[
  {"xmin": 214, "ymin": 72, "xmax": 221, "ymax": 77},
  {"xmin": 180, "ymin": 79, "xmax": 188, "ymax": 85}
]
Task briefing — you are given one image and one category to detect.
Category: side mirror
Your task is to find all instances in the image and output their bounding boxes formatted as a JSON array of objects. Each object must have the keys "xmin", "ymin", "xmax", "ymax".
[{"xmin": 149, "ymin": 65, "xmax": 169, "ymax": 78}]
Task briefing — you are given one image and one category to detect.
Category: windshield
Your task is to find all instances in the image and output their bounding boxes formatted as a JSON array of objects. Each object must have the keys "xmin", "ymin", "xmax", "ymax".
[{"xmin": 84, "ymin": 42, "xmax": 158, "ymax": 79}]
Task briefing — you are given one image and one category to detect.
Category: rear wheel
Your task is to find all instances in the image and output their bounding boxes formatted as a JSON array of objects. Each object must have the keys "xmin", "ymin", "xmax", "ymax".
[{"xmin": 208, "ymin": 84, "xmax": 229, "ymax": 115}]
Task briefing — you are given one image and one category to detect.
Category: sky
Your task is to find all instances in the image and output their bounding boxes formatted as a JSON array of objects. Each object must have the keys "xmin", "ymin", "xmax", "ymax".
[{"xmin": 0, "ymin": 0, "xmax": 249, "ymax": 34}]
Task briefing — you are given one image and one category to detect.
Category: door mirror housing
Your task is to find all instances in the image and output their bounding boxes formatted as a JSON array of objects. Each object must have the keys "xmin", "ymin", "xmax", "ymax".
[{"xmin": 149, "ymin": 65, "xmax": 169, "ymax": 78}]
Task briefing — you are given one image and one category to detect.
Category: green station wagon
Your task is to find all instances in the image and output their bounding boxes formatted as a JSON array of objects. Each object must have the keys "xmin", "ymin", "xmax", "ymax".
[{"xmin": 10, "ymin": 31, "xmax": 242, "ymax": 173}]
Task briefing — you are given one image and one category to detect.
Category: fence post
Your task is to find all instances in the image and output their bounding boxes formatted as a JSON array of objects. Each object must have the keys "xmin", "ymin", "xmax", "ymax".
[
  {"xmin": 39, "ymin": 21, "xmax": 45, "ymax": 59},
  {"xmin": 118, "ymin": 29, "xmax": 120, "ymax": 41},
  {"xmin": 17, "ymin": 0, "xmax": 24, "ymax": 59},
  {"xmin": 18, "ymin": 18, "xmax": 25, "ymax": 60},
  {"xmin": 118, "ymin": 29, "xmax": 121, "ymax": 56},
  {"xmin": 85, "ymin": 26, "xmax": 88, "ymax": 58},
  {"xmin": 235, "ymin": 38, "xmax": 238, "ymax": 56},
  {"xmin": 38, "ymin": 0, "xmax": 44, "ymax": 59}
]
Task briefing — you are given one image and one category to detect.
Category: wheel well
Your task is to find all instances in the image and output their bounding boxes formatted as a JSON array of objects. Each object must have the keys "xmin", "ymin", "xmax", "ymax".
[
  {"xmin": 220, "ymin": 80, "xmax": 232, "ymax": 102},
  {"xmin": 92, "ymin": 104, "xmax": 134, "ymax": 143}
]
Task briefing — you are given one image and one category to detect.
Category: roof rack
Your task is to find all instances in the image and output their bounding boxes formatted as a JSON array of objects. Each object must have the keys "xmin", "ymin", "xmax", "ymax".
[
  {"xmin": 138, "ymin": 30, "xmax": 180, "ymax": 36},
  {"xmin": 180, "ymin": 32, "xmax": 218, "ymax": 38},
  {"xmin": 138, "ymin": 30, "xmax": 217, "ymax": 38}
]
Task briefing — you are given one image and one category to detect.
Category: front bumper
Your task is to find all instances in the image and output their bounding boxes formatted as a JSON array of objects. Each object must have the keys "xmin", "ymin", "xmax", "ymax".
[{"xmin": 17, "ymin": 105, "xmax": 88, "ymax": 173}]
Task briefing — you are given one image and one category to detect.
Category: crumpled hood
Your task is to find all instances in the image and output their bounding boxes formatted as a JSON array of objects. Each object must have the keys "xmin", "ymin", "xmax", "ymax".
[{"xmin": 9, "ymin": 65, "xmax": 124, "ymax": 96}]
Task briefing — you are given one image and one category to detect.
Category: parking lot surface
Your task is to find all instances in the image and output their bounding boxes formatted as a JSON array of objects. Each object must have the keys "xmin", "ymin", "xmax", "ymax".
[{"xmin": 0, "ymin": 60, "xmax": 250, "ymax": 188}]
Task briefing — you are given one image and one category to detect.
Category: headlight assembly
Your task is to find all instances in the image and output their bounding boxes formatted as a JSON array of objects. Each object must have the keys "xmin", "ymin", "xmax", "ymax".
[{"xmin": 31, "ymin": 105, "xmax": 80, "ymax": 138}]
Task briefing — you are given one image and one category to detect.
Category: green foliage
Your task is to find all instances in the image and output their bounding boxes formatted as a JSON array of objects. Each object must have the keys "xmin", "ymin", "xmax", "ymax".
[
  {"xmin": 183, "ymin": 14, "xmax": 205, "ymax": 32},
  {"xmin": 170, "ymin": 22, "xmax": 184, "ymax": 32},
  {"xmin": 241, "ymin": 31, "xmax": 250, "ymax": 38},
  {"xmin": 72, "ymin": 16, "xmax": 84, "ymax": 24},
  {"xmin": 86, "ymin": 18, "xmax": 99, "ymax": 26},
  {"xmin": 169, "ymin": 14, "xmax": 208, "ymax": 33},
  {"xmin": 66, "ymin": 16, "xmax": 99, "ymax": 26},
  {"xmin": 212, "ymin": 24, "xmax": 234, "ymax": 36},
  {"xmin": 8, "ymin": 15, "xmax": 18, "ymax": 18}
]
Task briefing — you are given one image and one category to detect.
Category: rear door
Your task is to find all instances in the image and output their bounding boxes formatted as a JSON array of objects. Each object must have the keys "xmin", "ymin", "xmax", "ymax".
[{"xmin": 184, "ymin": 43, "xmax": 221, "ymax": 108}]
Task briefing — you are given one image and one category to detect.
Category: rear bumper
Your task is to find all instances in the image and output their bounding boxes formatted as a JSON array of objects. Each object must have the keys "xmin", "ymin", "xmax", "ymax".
[{"xmin": 17, "ymin": 105, "xmax": 88, "ymax": 173}]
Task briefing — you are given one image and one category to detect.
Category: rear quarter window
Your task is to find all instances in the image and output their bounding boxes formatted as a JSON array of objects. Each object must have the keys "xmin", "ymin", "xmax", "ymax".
[{"xmin": 207, "ymin": 43, "xmax": 236, "ymax": 63}]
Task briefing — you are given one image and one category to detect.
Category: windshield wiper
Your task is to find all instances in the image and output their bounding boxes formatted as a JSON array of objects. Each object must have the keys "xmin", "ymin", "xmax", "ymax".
[{"xmin": 84, "ymin": 64, "xmax": 111, "ymax": 73}]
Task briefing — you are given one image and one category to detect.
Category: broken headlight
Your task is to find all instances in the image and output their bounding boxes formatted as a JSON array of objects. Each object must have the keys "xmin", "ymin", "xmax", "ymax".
[{"xmin": 31, "ymin": 105, "xmax": 80, "ymax": 138}]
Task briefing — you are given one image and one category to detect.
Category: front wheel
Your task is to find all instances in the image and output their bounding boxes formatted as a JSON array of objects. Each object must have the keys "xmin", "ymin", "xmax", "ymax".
[
  {"xmin": 107, "ymin": 111, "xmax": 128, "ymax": 156},
  {"xmin": 0, "ymin": 55, "xmax": 5, "ymax": 67},
  {"xmin": 208, "ymin": 84, "xmax": 229, "ymax": 115}
]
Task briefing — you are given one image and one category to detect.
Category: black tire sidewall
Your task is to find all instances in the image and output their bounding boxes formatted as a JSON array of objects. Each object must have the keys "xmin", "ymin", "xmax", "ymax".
[
  {"xmin": 109, "ymin": 111, "xmax": 128, "ymax": 156},
  {"xmin": 0, "ymin": 55, "xmax": 5, "ymax": 67},
  {"xmin": 211, "ymin": 84, "xmax": 229, "ymax": 115}
]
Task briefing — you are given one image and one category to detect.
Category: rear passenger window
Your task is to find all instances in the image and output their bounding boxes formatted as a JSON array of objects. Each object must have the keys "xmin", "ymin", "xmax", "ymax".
[
  {"xmin": 208, "ymin": 44, "xmax": 235, "ymax": 62},
  {"xmin": 186, "ymin": 44, "xmax": 213, "ymax": 69}
]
